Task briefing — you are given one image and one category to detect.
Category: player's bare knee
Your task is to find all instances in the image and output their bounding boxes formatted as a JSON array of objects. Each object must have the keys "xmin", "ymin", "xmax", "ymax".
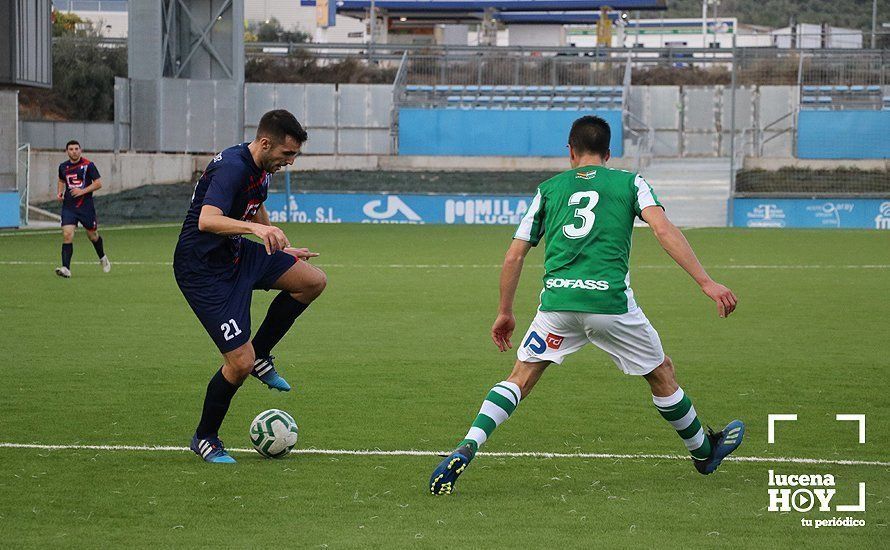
[
  {"xmin": 226, "ymin": 347, "xmax": 255, "ymax": 379},
  {"xmin": 310, "ymin": 269, "xmax": 327, "ymax": 297},
  {"xmin": 508, "ymin": 361, "xmax": 548, "ymax": 399},
  {"xmin": 294, "ymin": 269, "xmax": 326, "ymax": 302},
  {"xmin": 645, "ymin": 357, "xmax": 678, "ymax": 393}
]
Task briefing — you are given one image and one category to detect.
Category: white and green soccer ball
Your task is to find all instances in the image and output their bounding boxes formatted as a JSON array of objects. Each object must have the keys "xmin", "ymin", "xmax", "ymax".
[{"xmin": 249, "ymin": 409, "xmax": 299, "ymax": 459}]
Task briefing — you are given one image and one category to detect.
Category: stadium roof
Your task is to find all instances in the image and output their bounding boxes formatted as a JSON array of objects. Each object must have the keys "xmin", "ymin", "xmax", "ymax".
[{"xmin": 330, "ymin": 1, "xmax": 667, "ymax": 11}]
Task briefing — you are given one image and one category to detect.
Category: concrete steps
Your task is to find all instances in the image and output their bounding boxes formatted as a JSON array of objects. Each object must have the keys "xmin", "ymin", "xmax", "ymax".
[{"xmin": 638, "ymin": 158, "xmax": 731, "ymax": 228}]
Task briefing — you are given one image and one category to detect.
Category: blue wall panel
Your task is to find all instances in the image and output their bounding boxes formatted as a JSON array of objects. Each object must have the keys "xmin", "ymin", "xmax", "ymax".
[
  {"xmin": 798, "ymin": 111, "xmax": 890, "ymax": 159},
  {"xmin": 731, "ymin": 197, "xmax": 890, "ymax": 229},
  {"xmin": 264, "ymin": 192, "xmax": 538, "ymax": 225},
  {"xmin": 399, "ymin": 108, "xmax": 623, "ymax": 157},
  {"xmin": 0, "ymin": 192, "xmax": 20, "ymax": 228}
]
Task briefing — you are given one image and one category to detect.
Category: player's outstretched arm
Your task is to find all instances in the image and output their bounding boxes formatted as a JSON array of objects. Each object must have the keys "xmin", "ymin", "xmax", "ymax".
[
  {"xmin": 198, "ymin": 204, "xmax": 290, "ymax": 254},
  {"xmin": 491, "ymin": 239, "xmax": 532, "ymax": 351},
  {"xmin": 641, "ymin": 206, "xmax": 738, "ymax": 318}
]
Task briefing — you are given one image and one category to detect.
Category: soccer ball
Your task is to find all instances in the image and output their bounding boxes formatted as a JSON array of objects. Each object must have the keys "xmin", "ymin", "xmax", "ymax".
[{"xmin": 249, "ymin": 409, "xmax": 299, "ymax": 459}]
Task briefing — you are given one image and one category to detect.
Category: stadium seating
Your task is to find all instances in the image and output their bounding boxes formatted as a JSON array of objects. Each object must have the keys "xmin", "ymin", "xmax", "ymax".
[
  {"xmin": 401, "ymin": 83, "xmax": 625, "ymax": 110},
  {"xmin": 799, "ymin": 84, "xmax": 886, "ymax": 111}
]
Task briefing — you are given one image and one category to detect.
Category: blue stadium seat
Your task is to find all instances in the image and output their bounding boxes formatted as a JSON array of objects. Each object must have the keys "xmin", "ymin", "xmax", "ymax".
[
  {"xmin": 446, "ymin": 95, "xmax": 461, "ymax": 103},
  {"xmin": 521, "ymin": 96, "xmax": 536, "ymax": 103},
  {"xmin": 834, "ymin": 85, "xmax": 849, "ymax": 92},
  {"xmin": 801, "ymin": 96, "xmax": 817, "ymax": 103},
  {"xmin": 582, "ymin": 96, "xmax": 598, "ymax": 104},
  {"xmin": 519, "ymin": 106, "xmax": 534, "ymax": 111},
  {"xmin": 600, "ymin": 86, "xmax": 617, "ymax": 93},
  {"xmin": 802, "ymin": 85, "xmax": 818, "ymax": 92},
  {"xmin": 461, "ymin": 95, "xmax": 476, "ymax": 102},
  {"xmin": 492, "ymin": 95, "xmax": 507, "ymax": 103},
  {"xmin": 866, "ymin": 85, "xmax": 881, "ymax": 92},
  {"xmin": 509, "ymin": 85, "xmax": 525, "ymax": 93},
  {"xmin": 552, "ymin": 96, "xmax": 567, "ymax": 104},
  {"xmin": 477, "ymin": 96, "xmax": 491, "ymax": 103},
  {"xmin": 817, "ymin": 96, "xmax": 832, "ymax": 103},
  {"xmin": 406, "ymin": 85, "xmax": 421, "ymax": 92},
  {"xmin": 494, "ymin": 85, "xmax": 509, "ymax": 93},
  {"xmin": 526, "ymin": 86, "xmax": 540, "ymax": 93},
  {"xmin": 569, "ymin": 86, "xmax": 584, "ymax": 93},
  {"xmin": 419, "ymin": 85, "xmax": 434, "ymax": 92},
  {"xmin": 539, "ymin": 85, "xmax": 554, "ymax": 92},
  {"xmin": 465, "ymin": 85, "xmax": 479, "ymax": 92},
  {"xmin": 567, "ymin": 96, "xmax": 582, "ymax": 104},
  {"xmin": 480, "ymin": 85, "xmax": 494, "ymax": 92},
  {"xmin": 597, "ymin": 96, "xmax": 612, "ymax": 104},
  {"xmin": 450, "ymin": 85, "xmax": 464, "ymax": 92},
  {"xmin": 850, "ymin": 85, "xmax": 865, "ymax": 92},
  {"xmin": 507, "ymin": 95, "xmax": 521, "ymax": 103},
  {"xmin": 434, "ymin": 85, "xmax": 450, "ymax": 92},
  {"xmin": 555, "ymin": 85, "xmax": 570, "ymax": 93},
  {"xmin": 818, "ymin": 85, "xmax": 832, "ymax": 92}
]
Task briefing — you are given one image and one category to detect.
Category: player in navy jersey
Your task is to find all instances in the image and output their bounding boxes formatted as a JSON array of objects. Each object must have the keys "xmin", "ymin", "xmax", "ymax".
[
  {"xmin": 55, "ymin": 140, "xmax": 111, "ymax": 278},
  {"xmin": 174, "ymin": 109, "xmax": 327, "ymax": 463}
]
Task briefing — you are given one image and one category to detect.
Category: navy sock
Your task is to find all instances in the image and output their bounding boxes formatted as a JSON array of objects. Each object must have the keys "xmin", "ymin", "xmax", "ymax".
[
  {"xmin": 62, "ymin": 243, "xmax": 73, "ymax": 269},
  {"xmin": 92, "ymin": 236, "xmax": 105, "ymax": 258},
  {"xmin": 252, "ymin": 291, "xmax": 309, "ymax": 360},
  {"xmin": 195, "ymin": 368, "xmax": 240, "ymax": 439}
]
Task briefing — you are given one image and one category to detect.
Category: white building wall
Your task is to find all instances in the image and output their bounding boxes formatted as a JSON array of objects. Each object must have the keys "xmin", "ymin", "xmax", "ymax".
[{"xmin": 244, "ymin": 0, "xmax": 365, "ymax": 42}]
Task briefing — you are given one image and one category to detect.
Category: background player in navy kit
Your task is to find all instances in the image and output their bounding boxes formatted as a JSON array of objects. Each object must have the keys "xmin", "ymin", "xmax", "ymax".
[
  {"xmin": 55, "ymin": 140, "xmax": 111, "ymax": 278},
  {"xmin": 174, "ymin": 110, "xmax": 327, "ymax": 463}
]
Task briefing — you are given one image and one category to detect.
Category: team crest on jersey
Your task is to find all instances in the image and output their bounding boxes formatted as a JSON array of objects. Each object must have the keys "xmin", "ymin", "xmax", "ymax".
[
  {"xmin": 242, "ymin": 199, "xmax": 262, "ymax": 220},
  {"xmin": 575, "ymin": 170, "xmax": 597, "ymax": 180},
  {"xmin": 545, "ymin": 333, "xmax": 564, "ymax": 349}
]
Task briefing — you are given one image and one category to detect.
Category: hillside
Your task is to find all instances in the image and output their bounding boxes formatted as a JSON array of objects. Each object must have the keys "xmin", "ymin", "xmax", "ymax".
[{"xmin": 664, "ymin": 0, "xmax": 886, "ymax": 32}]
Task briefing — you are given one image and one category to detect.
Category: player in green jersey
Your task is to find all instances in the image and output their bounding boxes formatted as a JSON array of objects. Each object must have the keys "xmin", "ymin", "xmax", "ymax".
[{"xmin": 430, "ymin": 116, "xmax": 744, "ymax": 495}]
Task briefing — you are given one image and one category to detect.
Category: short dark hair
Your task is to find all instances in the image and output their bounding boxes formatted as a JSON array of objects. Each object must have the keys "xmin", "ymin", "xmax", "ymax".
[
  {"xmin": 256, "ymin": 109, "xmax": 308, "ymax": 144},
  {"xmin": 65, "ymin": 140, "xmax": 80, "ymax": 149},
  {"xmin": 568, "ymin": 116, "xmax": 611, "ymax": 157}
]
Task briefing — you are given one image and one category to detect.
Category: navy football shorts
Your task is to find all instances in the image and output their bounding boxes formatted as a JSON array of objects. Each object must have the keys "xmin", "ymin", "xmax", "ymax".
[
  {"xmin": 174, "ymin": 239, "xmax": 297, "ymax": 353},
  {"xmin": 61, "ymin": 205, "xmax": 98, "ymax": 230}
]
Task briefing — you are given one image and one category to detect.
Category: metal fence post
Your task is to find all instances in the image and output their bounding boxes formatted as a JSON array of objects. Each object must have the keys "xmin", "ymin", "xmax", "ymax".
[
  {"xmin": 285, "ymin": 169, "xmax": 292, "ymax": 223},
  {"xmin": 729, "ymin": 33, "xmax": 737, "ymax": 196}
]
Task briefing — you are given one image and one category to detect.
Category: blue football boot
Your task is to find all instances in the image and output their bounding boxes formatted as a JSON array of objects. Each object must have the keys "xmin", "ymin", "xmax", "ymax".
[
  {"xmin": 251, "ymin": 356, "xmax": 291, "ymax": 392},
  {"xmin": 429, "ymin": 444, "xmax": 475, "ymax": 495},
  {"xmin": 190, "ymin": 434, "xmax": 237, "ymax": 464},
  {"xmin": 694, "ymin": 419, "xmax": 745, "ymax": 475}
]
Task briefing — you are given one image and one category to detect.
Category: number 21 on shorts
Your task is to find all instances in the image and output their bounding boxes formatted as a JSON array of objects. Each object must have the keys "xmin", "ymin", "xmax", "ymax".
[
  {"xmin": 221, "ymin": 319, "xmax": 243, "ymax": 341},
  {"xmin": 563, "ymin": 191, "xmax": 599, "ymax": 239}
]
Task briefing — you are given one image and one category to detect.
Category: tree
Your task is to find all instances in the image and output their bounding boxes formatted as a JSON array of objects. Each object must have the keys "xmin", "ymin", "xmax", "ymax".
[
  {"xmin": 52, "ymin": 10, "xmax": 89, "ymax": 37},
  {"xmin": 247, "ymin": 17, "xmax": 310, "ymax": 43}
]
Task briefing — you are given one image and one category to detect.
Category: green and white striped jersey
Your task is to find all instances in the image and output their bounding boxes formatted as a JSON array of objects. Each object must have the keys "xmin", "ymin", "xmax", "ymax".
[{"xmin": 514, "ymin": 165, "xmax": 662, "ymax": 314}]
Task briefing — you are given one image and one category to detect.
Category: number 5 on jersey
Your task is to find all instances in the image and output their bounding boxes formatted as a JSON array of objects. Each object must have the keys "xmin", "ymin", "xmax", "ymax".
[{"xmin": 563, "ymin": 191, "xmax": 599, "ymax": 239}]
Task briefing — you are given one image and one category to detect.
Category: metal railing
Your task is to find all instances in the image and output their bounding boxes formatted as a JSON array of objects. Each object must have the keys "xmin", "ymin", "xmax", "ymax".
[{"xmin": 16, "ymin": 144, "xmax": 30, "ymax": 227}]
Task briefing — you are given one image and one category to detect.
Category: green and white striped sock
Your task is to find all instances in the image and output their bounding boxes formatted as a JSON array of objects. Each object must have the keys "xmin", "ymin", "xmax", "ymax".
[
  {"xmin": 458, "ymin": 381, "xmax": 522, "ymax": 456},
  {"xmin": 653, "ymin": 387, "xmax": 712, "ymax": 461}
]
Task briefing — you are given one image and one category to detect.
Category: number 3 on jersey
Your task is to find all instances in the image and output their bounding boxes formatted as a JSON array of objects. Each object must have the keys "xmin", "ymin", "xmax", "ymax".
[{"xmin": 562, "ymin": 191, "xmax": 599, "ymax": 239}]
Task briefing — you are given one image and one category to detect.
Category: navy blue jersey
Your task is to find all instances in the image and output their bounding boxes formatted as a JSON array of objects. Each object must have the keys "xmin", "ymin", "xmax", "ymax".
[
  {"xmin": 175, "ymin": 143, "xmax": 270, "ymax": 275},
  {"xmin": 58, "ymin": 158, "xmax": 100, "ymax": 209}
]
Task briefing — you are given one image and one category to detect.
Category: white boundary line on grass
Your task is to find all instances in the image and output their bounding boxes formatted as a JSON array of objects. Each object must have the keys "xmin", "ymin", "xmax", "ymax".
[
  {"xmin": 0, "ymin": 223, "xmax": 182, "ymax": 237},
  {"xmin": 0, "ymin": 442, "xmax": 886, "ymax": 467},
  {"xmin": 0, "ymin": 260, "xmax": 889, "ymax": 270}
]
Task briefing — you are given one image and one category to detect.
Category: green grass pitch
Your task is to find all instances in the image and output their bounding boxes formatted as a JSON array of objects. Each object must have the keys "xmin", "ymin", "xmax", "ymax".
[{"xmin": 0, "ymin": 224, "xmax": 887, "ymax": 547}]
